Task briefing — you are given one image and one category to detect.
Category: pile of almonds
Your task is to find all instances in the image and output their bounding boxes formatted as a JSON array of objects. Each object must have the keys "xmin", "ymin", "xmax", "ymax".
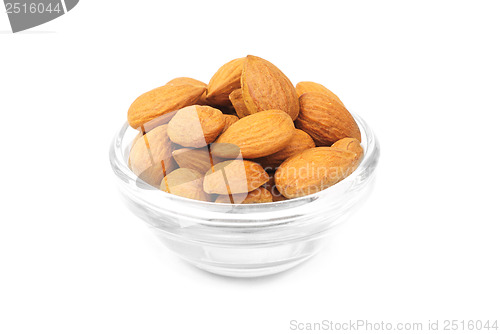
[{"xmin": 127, "ymin": 55, "xmax": 363, "ymax": 204}]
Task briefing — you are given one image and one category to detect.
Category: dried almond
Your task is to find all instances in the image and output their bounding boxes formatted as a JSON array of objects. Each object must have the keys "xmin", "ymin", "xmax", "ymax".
[
  {"xmin": 167, "ymin": 105, "xmax": 225, "ymax": 148},
  {"xmin": 206, "ymin": 58, "xmax": 245, "ymax": 106},
  {"xmin": 172, "ymin": 147, "xmax": 222, "ymax": 175},
  {"xmin": 296, "ymin": 81, "xmax": 344, "ymax": 106},
  {"xmin": 275, "ymin": 147, "xmax": 357, "ymax": 199},
  {"xmin": 221, "ymin": 114, "xmax": 239, "ymax": 133},
  {"xmin": 212, "ymin": 110, "xmax": 295, "ymax": 159},
  {"xmin": 262, "ymin": 175, "xmax": 288, "ymax": 202},
  {"xmin": 204, "ymin": 160, "xmax": 269, "ymax": 194},
  {"xmin": 166, "ymin": 77, "xmax": 208, "ymax": 105},
  {"xmin": 256, "ymin": 129, "xmax": 315, "ymax": 169},
  {"xmin": 229, "ymin": 89, "xmax": 250, "ymax": 118},
  {"xmin": 241, "ymin": 55, "xmax": 300, "ymax": 120},
  {"xmin": 129, "ymin": 124, "xmax": 175, "ymax": 187},
  {"xmin": 295, "ymin": 92, "xmax": 361, "ymax": 146},
  {"xmin": 127, "ymin": 84, "xmax": 205, "ymax": 129},
  {"xmin": 130, "ymin": 132, "xmax": 143, "ymax": 151},
  {"xmin": 166, "ymin": 77, "xmax": 206, "ymax": 89},
  {"xmin": 215, "ymin": 187, "xmax": 273, "ymax": 204},
  {"xmin": 140, "ymin": 113, "xmax": 172, "ymax": 133},
  {"xmin": 128, "ymin": 131, "xmax": 143, "ymax": 168},
  {"xmin": 332, "ymin": 137, "xmax": 364, "ymax": 168},
  {"xmin": 160, "ymin": 168, "xmax": 208, "ymax": 201}
]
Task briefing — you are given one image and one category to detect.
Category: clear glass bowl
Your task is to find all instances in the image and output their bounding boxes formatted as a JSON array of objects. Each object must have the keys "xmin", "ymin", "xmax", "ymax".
[{"xmin": 109, "ymin": 114, "xmax": 380, "ymax": 278}]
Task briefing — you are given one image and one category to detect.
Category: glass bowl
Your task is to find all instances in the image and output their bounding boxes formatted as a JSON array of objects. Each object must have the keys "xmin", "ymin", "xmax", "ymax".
[{"xmin": 109, "ymin": 113, "xmax": 380, "ymax": 278}]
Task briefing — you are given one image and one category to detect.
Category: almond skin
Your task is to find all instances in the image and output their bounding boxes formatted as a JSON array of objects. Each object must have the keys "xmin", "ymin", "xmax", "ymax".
[
  {"xmin": 212, "ymin": 110, "xmax": 295, "ymax": 159},
  {"xmin": 127, "ymin": 84, "xmax": 206, "ymax": 129},
  {"xmin": 129, "ymin": 124, "xmax": 175, "ymax": 187},
  {"xmin": 296, "ymin": 81, "xmax": 344, "ymax": 106},
  {"xmin": 262, "ymin": 175, "xmax": 288, "ymax": 202},
  {"xmin": 295, "ymin": 92, "xmax": 361, "ymax": 146},
  {"xmin": 256, "ymin": 129, "xmax": 315, "ymax": 169},
  {"xmin": 204, "ymin": 160, "xmax": 269, "ymax": 194},
  {"xmin": 241, "ymin": 55, "xmax": 300, "ymax": 120},
  {"xmin": 167, "ymin": 105, "xmax": 225, "ymax": 148},
  {"xmin": 139, "ymin": 113, "xmax": 173, "ymax": 134},
  {"xmin": 166, "ymin": 77, "xmax": 207, "ymax": 88},
  {"xmin": 332, "ymin": 137, "xmax": 364, "ymax": 168},
  {"xmin": 206, "ymin": 58, "xmax": 245, "ymax": 106},
  {"xmin": 275, "ymin": 147, "xmax": 357, "ymax": 199},
  {"xmin": 215, "ymin": 187, "xmax": 273, "ymax": 204},
  {"xmin": 171, "ymin": 147, "xmax": 222, "ymax": 175},
  {"xmin": 229, "ymin": 89, "xmax": 250, "ymax": 118},
  {"xmin": 166, "ymin": 77, "xmax": 208, "ymax": 105},
  {"xmin": 160, "ymin": 168, "xmax": 208, "ymax": 201},
  {"xmin": 221, "ymin": 114, "xmax": 239, "ymax": 133}
]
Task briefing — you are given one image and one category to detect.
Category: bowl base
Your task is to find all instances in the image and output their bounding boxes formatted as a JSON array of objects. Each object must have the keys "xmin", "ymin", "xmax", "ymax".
[{"xmin": 182, "ymin": 254, "xmax": 315, "ymax": 278}]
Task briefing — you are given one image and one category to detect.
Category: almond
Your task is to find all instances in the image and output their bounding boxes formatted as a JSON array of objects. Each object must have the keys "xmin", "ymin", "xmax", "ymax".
[
  {"xmin": 128, "ymin": 132, "xmax": 143, "ymax": 168},
  {"xmin": 332, "ymin": 137, "xmax": 364, "ymax": 168},
  {"xmin": 127, "ymin": 84, "xmax": 206, "ymax": 129},
  {"xmin": 296, "ymin": 81, "xmax": 344, "ymax": 106},
  {"xmin": 275, "ymin": 147, "xmax": 357, "ymax": 199},
  {"xmin": 204, "ymin": 160, "xmax": 269, "ymax": 194},
  {"xmin": 215, "ymin": 187, "xmax": 273, "ymax": 204},
  {"xmin": 167, "ymin": 105, "xmax": 225, "ymax": 148},
  {"xmin": 295, "ymin": 92, "xmax": 361, "ymax": 146},
  {"xmin": 160, "ymin": 168, "xmax": 208, "ymax": 201},
  {"xmin": 139, "ymin": 113, "xmax": 172, "ymax": 133},
  {"xmin": 166, "ymin": 77, "xmax": 206, "ymax": 89},
  {"xmin": 256, "ymin": 129, "xmax": 315, "ymax": 169},
  {"xmin": 126, "ymin": 56, "xmax": 368, "ymax": 202},
  {"xmin": 129, "ymin": 124, "xmax": 175, "ymax": 187},
  {"xmin": 166, "ymin": 77, "xmax": 208, "ymax": 105},
  {"xmin": 172, "ymin": 147, "xmax": 222, "ymax": 174},
  {"xmin": 262, "ymin": 176, "xmax": 288, "ymax": 202},
  {"xmin": 206, "ymin": 58, "xmax": 245, "ymax": 106},
  {"xmin": 212, "ymin": 110, "xmax": 295, "ymax": 159},
  {"xmin": 221, "ymin": 114, "xmax": 239, "ymax": 133},
  {"xmin": 130, "ymin": 132, "xmax": 143, "ymax": 151},
  {"xmin": 229, "ymin": 89, "xmax": 250, "ymax": 118},
  {"xmin": 241, "ymin": 55, "xmax": 300, "ymax": 120}
]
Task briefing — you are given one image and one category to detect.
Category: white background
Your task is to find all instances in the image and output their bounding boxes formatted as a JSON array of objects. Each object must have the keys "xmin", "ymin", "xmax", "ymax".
[{"xmin": 1, "ymin": 1, "xmax": 499, "ymax": 333}]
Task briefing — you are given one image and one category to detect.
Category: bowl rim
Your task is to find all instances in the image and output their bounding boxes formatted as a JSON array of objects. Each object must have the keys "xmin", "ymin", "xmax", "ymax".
[{"xmin": 109, "ymin": 112, "xmax": 379, "ymax": 214}]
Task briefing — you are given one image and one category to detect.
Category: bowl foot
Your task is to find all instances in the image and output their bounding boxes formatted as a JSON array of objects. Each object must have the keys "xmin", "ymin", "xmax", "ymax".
[{"xmin": 182, "ymin": 254, "xmax": 315, "ymax": 278}]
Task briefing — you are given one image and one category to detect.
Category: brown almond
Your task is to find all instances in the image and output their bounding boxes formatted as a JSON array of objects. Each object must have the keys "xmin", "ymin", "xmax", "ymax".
[
  {"xmin": 212, "ymin": 110, "xmax": 295, "ymax": 159},
  {"xmin": 160, "ymin": 168, "xmax": 208, "ymax": 201},
  {"xmin": 332, "ymin": 138, "xmax": 364, "ymax": 168},
  {"xmin": 172, "ymin": 147, "xmax": 222, "ymax": 175},
  {"xmin": 166, "ymin": 77, "xmax": 208, "ymax": 105},
  {"xmin": 262, "ymin": 175, "xmax": 288, "ymax": 202},
  {"xmin": 295, "ymin": 92, "xmax": 361, "ymax": 146},
  {"xmin": 127, "ymin": 84, "xmax": 206, "ymax": 129},
  {"xmin": 128, "ymin": 131, "xmax": 143, "ymax": 168},
  {"xmin": 167, "ymin": 105, "xmax": 225, "ymax": 148},
  {"xmin": 129, "ymin": 124, "xmax": 175, "ymax": 187},
  {"xmin": 296, "ymin": 81, "xmax": 344, "ymax": 106},
  {"xmin": 275, "ymin": 147, "xmax": 357, "ymax": 199},
  {"xmin": 139, "ymin": 114, "xmax": 173, "ymax": 134},
  {"xmin": 204, "ymin": 160, "xmax": 269, "ymax": 194},
  {"xmin": 221, "ymin": 114, "xmax": 239, "ymax": 133},
  {"xmin": 166, "ymin": 77, "xmax": 206, "ymax": 89},
  {"xmin": 256, "ymin": 129, "xmax": 315, "ymax": 169},
  {"xmin": 215, "ymin": 187, "xmax": 273, "ymax": 204},
  {"xmin": 206, "ymin": 58, "xmax": 245, "ymax": 106},
  {"xmin": 238, "ymin": 187, "xmax": 273, "ymax": 204},
  {"xmin": 241, "ymin": 55, "xmax": 300, "ymax": 120},
  {"xmin": 229, "ymin": 88, "xmax": 250, "ymax": 118}
]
